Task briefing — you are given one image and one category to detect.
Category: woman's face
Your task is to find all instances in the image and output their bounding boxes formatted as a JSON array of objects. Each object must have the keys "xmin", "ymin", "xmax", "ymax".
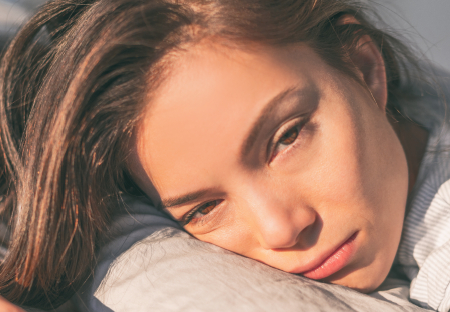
[{"xmin": 133, "ymin": 41, "xmax": 408, "ymax": 292}]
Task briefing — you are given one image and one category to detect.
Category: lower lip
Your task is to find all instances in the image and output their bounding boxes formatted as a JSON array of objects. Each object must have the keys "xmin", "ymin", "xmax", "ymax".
[{"xmin": 301, "ymin": 232, "xmax": 358, "ymax": 280}]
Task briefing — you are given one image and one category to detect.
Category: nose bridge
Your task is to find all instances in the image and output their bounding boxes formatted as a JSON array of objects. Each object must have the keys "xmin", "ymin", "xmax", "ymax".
[{"xmin": 241, "ymin": 180, "xmax": 316, "ymax": 250}]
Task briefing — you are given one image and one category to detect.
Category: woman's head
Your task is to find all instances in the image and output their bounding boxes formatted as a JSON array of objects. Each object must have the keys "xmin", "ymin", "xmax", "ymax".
[
  {"xmin": 130, "ymin": 0, "xmax": 410, "ymax": 293},
  {"xmin": 132, "ymin": 39, "xmax": 408, "ymax": 292},
  {"xmin": 0, "ymin": 0, "xmax": 415, "ymax": 307}
]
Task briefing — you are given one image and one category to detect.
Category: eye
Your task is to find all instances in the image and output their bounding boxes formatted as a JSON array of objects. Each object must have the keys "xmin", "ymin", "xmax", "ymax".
[
  {"xmin": 279, "ymin": 127, "xmax": 299, "ymax": 146},
  {"xmin": 183, "ymin": 200, "xmax": 222, "ymax": 226},
  {"xmin": 270, "ymin": 118, "xmax": 307, "ymax": 160}
]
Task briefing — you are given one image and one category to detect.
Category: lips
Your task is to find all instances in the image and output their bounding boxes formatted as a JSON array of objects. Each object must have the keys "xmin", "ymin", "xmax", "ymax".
[{"xmin": 300, "ymin": 232, "xmax": 358, "ymax": 280}]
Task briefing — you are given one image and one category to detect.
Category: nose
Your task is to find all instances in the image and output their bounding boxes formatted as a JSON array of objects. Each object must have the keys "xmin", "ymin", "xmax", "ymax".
[{"xmin": 247, "ymin": 191, "xmax": 317, "ymax": 250}]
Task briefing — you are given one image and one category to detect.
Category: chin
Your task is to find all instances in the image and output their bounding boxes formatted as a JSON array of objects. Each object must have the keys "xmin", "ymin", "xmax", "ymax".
[
  {"xmin": 323, "ymin": 266, "xmax": 389, "ymax": 294},
  {"xmin": 326, "ymin": 278, "xmax": 383, "ymax": 294},
  {"xmin": 347, "ymin": 282, "xmax": 383, "ymax": 294}
]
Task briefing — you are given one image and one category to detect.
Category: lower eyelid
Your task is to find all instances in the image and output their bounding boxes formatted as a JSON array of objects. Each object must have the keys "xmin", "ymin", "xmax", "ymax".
[
  {"xmin": 270, "ymin": 120, "xmax": 316, "ymax": 164},
  {"xmin": 272, "ymin": 135, "xmax": 301, "ymax": 162},
  {"xmin": 271, "ymin": 124, "xmax": 303, "ymax": 160}
]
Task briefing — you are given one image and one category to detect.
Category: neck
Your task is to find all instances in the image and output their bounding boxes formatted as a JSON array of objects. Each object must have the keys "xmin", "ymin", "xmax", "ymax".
[{"xmin": 389, "ymin": 114, "xmax": 429, "ymax": 196}]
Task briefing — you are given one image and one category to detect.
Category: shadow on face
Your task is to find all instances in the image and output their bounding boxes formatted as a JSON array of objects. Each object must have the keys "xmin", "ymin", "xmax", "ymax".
[{"xmin": 131, "ymin": 40, "xmax": 409, "ymax": 292}]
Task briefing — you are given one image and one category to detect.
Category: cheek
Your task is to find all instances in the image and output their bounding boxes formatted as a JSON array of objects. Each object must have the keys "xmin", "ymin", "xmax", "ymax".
[
  {"xmin": 290, "ymin": 102, "xmax": 369, "ymax": 214},
  {"xmin": 294, "ymin": 97, "xmax": 405, "ymax": 231},
  {"xmin": 194, "ymin": 204, "xmax": 259, "ymax": 255},
  {"xmin": 311, "ymin": 96, "xmax": 407, "ymax": 283}
]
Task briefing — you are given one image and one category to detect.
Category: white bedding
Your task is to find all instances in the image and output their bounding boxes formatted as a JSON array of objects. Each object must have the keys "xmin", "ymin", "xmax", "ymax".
[{"xmin": 66, "ymin": 197, "xmax": 430, "ymax": 312}]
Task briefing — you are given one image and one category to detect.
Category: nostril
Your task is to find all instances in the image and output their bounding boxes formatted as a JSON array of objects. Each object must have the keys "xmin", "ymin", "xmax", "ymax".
[
  {"xmin": 260, "ymin": 208, "xmax": 320, "ymax": 251},
  {"xmin": 259, "ymin": 217, "xmax": 310, "ymax": 250},
  {"xmin": 251, "ymin": 196, "xmax": 320, "ymax": 250},
  {"xmin": 255, "ymin": 214, "xmax": 299, "ymax": 249},
  {"xmin": 260, "ymin": 230, "xmax": 300, "ymax": 250},
  {"xmin": 296, "ymin": 212, "xmax": 322, "ymax": 249}
]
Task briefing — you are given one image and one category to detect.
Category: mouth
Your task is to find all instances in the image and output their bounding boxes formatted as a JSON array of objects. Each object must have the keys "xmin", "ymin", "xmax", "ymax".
[{"xmin": 300, "ymin": 231, "xmax": 358, "ymax": 280}]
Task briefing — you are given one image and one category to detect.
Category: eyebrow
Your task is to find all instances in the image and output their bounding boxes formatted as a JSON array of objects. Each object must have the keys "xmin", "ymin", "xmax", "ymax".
[
  {"xmin": 240, "ymin": 86, "xmax": 300, "ymax": 160},
  {"xmin": 160, "ymin": 86, "xmax": 304, "ymax": 210},
  {"xmin": 159, "ymin": 189, "xmax": 211, "ymax": 209}
]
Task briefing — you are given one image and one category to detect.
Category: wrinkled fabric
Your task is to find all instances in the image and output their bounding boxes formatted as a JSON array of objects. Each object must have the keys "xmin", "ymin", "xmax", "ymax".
[
  {"xmin": 396, "ymin": 67, "xmax": 450, "ymax": 312},
  {"xmin": 69, "ymin": 70, "xmax": 450, "ymax": 312},
  {"xmin": 71, "ymin": 198, "xmax": 430, "ymax": 312}
]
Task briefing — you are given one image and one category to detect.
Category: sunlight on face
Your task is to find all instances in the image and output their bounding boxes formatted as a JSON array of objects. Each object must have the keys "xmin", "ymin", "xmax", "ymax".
[{"xmin": 133, "ymin": 42, "xmax": 408, "ymax": 292}]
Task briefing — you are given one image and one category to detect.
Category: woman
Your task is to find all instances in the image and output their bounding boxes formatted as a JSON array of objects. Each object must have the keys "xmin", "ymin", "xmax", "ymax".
[{"xmin": 0, "ymin": 0, "xmax": 444, "ymax": 310}]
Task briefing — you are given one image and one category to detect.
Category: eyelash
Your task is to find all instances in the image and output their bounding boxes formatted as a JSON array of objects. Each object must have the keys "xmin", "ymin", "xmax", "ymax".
[
  {"xmin": 182, "ymin": 199, "xmax": 222, "ymax": 226},
  {"xmin": 270, "ymin": 116, "xmax": 310, "ymax": 161},
  {"xmin": 182, "ymin": 116, "xmax": 310, "ymax": 227}
]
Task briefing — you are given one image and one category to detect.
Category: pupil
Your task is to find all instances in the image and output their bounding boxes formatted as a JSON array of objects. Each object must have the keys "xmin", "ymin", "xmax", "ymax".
[
  {"xmin": 280, "ymin": 128, "xmax": 298, "ymax": 145},
  {"xmin": 200, "ymin": 202, "xmax": 216, "ymax": 214}
]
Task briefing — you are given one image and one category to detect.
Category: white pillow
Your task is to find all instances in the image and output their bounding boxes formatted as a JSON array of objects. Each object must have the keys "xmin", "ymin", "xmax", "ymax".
[{"xmin": 72, "ymin": 197, "xmax": 428, "ymax": 312}]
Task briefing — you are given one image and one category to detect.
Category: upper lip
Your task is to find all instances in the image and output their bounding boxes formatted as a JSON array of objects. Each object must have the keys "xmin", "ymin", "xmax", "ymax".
[{"xmin": 294, "ymin": 232, "xmax": 357, "ymax": 274}]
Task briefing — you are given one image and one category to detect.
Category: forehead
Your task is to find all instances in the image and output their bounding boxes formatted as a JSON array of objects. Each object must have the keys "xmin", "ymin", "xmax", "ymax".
[{"xmin": 136, "ymin": 43, "xmax": 328, "ymax": 196}]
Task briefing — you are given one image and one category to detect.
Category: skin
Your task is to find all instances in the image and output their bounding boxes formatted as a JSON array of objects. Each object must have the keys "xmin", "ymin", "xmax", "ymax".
[
  {"xmin": 132, "ymin": 36, "xmax": 415, "ymax": 292},
  {"xmin": 0, "ymin": 296, "xmax": 24, "ymax": 312}
]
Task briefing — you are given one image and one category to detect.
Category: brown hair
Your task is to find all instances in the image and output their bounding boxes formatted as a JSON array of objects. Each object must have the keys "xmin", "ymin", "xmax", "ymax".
[{"xmin": 0, "ymin": 0, "xmax": 418, "ymax": 308}]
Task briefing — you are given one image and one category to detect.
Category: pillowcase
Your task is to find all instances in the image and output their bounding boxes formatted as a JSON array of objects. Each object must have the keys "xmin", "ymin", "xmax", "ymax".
[{"xmin": 72, "ymin": 197, "xmax": 429, "ymax": 312}]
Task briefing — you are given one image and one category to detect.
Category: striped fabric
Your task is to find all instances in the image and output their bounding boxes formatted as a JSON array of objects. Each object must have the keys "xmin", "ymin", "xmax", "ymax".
[{"xmin": 396, "ymin": 68, "xmax": 450, "ymax": 312}]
